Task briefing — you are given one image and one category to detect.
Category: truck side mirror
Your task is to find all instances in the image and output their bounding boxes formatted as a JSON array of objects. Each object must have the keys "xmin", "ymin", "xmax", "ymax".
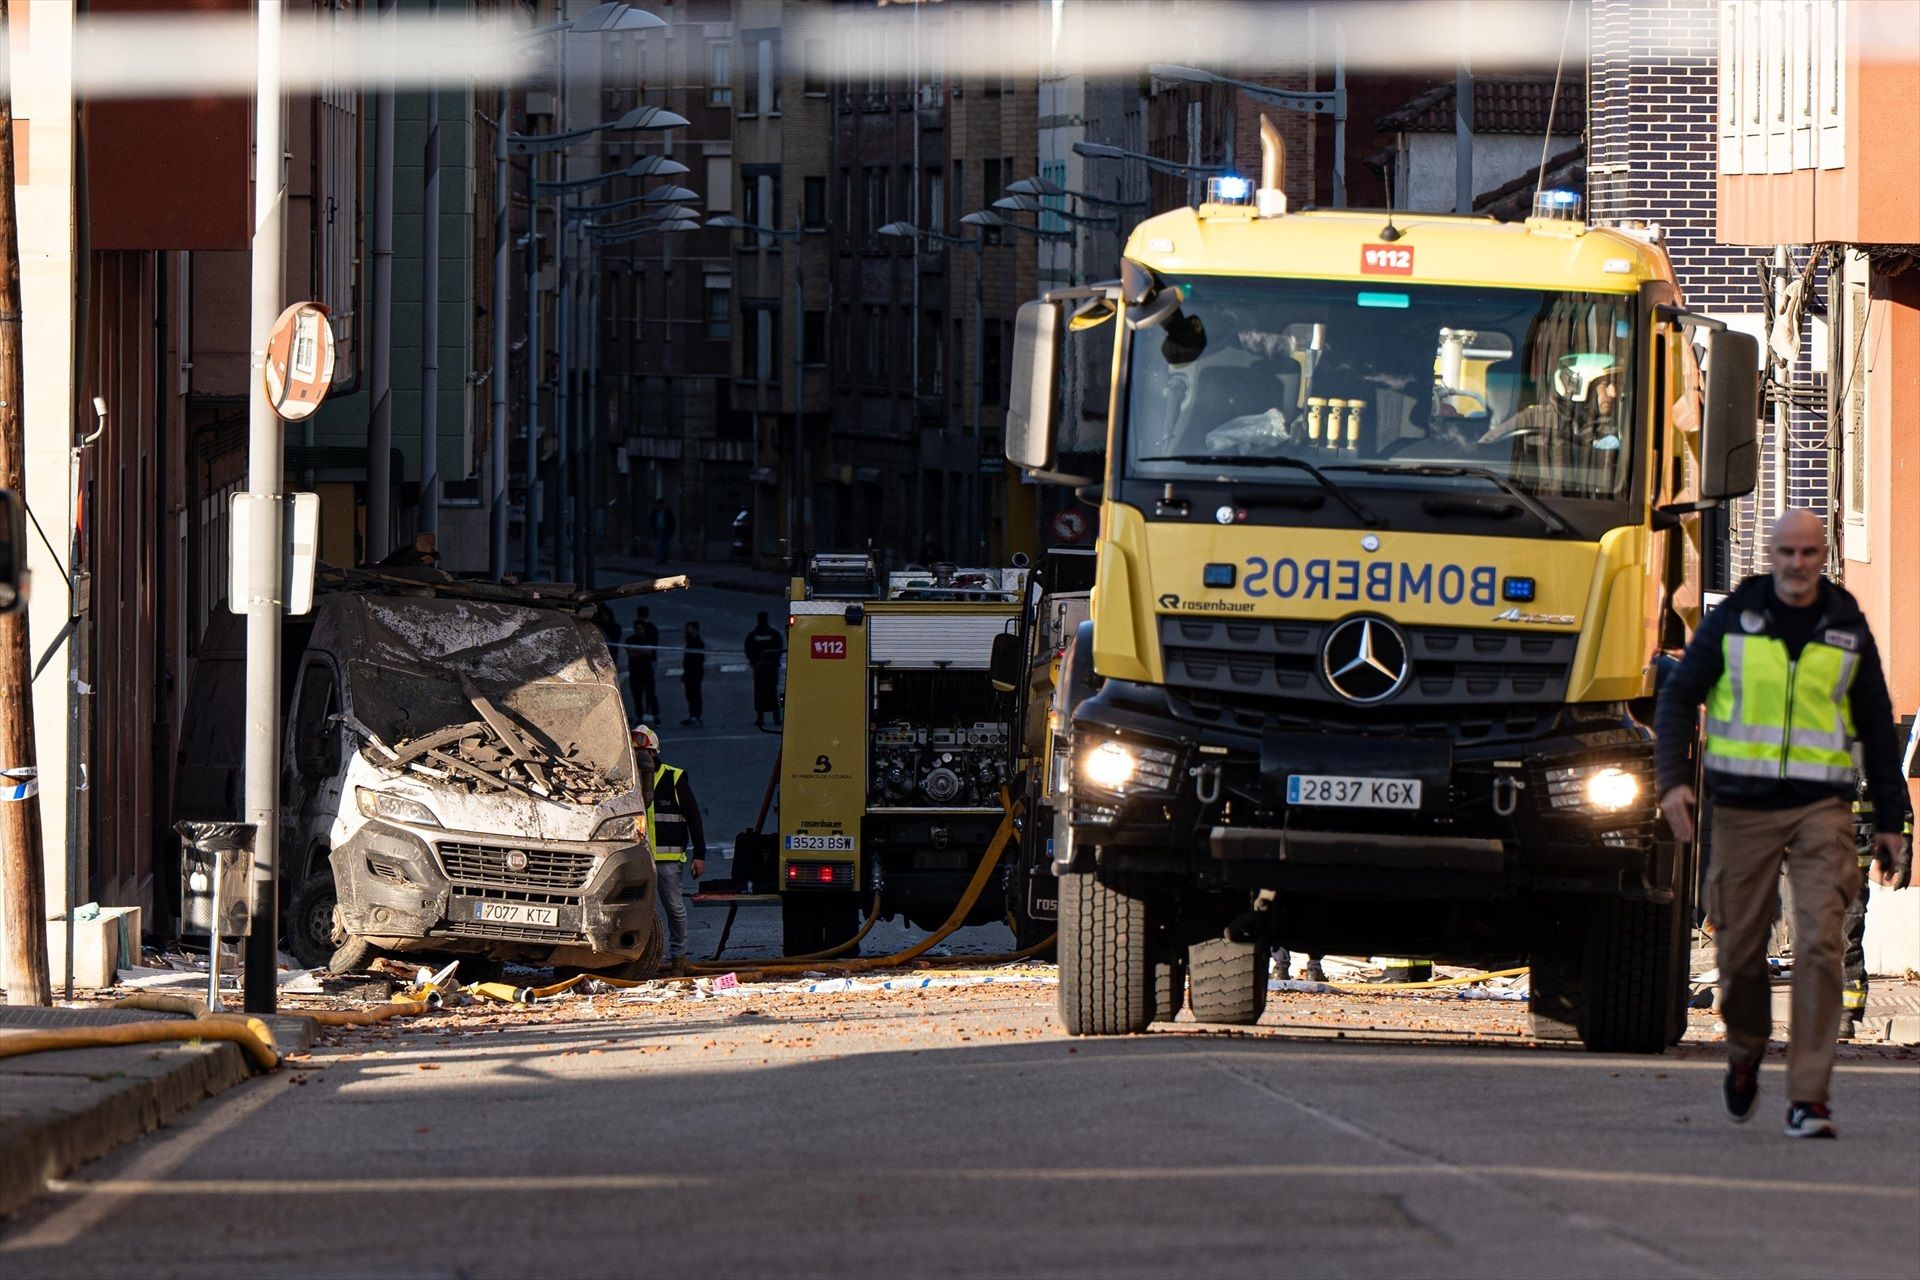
[
  {"xmin": 0, "ymin": 489, "xmax": 26, "ymax": 612},
  {"xmin": 989, "ymin": 630, "xmax": 1022, "ymax": 694},
  {"xmin": 1007, "ymin": 299, "xmax": 1064, "ymax": 474},
  {"xmin": 1698, "ymin": 328, "xmax": 1759, "ymax": 501}
]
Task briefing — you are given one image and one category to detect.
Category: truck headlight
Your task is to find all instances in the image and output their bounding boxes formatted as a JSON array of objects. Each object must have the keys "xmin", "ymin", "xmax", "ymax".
[
  {"xmin": 592, "ymin": 813, "xmax": 643, "ymax": 842},
  {"xmin": 1079, "ymin": 739, "xmax": 1179, "ymax": 796},
  {"xmin": 1544, "ymin": 764, "xmax": 1645, "ymax": 815},
  {"xmin": 354, "ymin": 787, "xmax": 439, "ymax": 827}
]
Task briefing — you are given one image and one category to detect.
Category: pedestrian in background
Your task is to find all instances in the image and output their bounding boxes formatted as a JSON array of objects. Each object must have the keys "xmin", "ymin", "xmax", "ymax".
[
  {"xmin": 625, "ymin": 607, "xmax": 661, "ymax": 723},
  {"xmin": 1655, "ymin": 508, "xmax": 1911, "ymax": 1139},
  {"xmin": 680, "ymin": 620, "xmax": 706, "ymax": 727},
  {"xmin": 745, "ymin": 610, "xmax": 784, "ymax": 731},
  {"xmin": 651, "ymin": 499, "xmax": 677, "ymax": 565}
]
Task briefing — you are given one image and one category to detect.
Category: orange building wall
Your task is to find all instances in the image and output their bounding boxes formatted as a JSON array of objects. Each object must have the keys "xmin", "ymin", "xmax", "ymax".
[
  {"xmin": 1718, "ymin": 2, "xmax": 1920, "ymax": 246},
  {"xmin": 1847, "ymin": 270, "xmax": 1920, "ymax": 734}
]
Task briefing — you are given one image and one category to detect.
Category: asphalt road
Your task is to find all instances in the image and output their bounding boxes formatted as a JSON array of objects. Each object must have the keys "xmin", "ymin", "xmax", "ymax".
[{"xmin": 4, "ymin": 984, "xmax": 1916, "ymax": 1279}]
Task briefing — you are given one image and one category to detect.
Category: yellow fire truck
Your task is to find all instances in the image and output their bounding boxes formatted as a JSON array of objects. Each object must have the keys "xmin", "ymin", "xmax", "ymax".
[
  {"xmin": 769, "ymin": 553, "xmax": 1032, "ymax": 953},
  {"xmin": 1006, "ymin": 119, "xmax": 1759, "ymax": 1051}
]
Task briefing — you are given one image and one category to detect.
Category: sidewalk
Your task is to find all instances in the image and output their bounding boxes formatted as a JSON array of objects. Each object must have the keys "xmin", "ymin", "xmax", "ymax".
[{"xmin": 0, "ymin": 1004, "xmax": 316, "ymax": 1219}]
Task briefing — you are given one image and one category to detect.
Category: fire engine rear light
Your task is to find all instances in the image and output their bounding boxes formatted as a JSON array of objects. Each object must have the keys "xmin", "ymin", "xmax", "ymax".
[{"xmin": 785, "ymin": 860, "xmax": 854, "ymax": 889}]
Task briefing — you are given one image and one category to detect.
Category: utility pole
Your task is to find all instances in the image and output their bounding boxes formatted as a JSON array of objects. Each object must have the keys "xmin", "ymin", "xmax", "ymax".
[
  {"xmin": 418, "ymin": 0, "xmax": 441, "ymax": 540},
  {"xmin": 242, "ymin": 0, "xmax": 288, "ymax": 1013},
  {"xmin": 0, "ymin": 0, "xmax": 51, "ymax": 1006},
  {"xmin": 366, "ymin": 0, "xmax": 395, "ymax": 561},
  {"xmin": 1455, "ymin": 0, "xmax": 1474, "ymax": 214},
  {"xmin": 489, "ymin": 82, "xmax": 510, "ymax": 578}
]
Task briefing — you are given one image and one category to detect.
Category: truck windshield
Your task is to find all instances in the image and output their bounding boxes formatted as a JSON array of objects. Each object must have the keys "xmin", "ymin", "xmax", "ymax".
[{"xmin": 1125, "ymin": 275, "xmax": 1636, "ymax": 503}]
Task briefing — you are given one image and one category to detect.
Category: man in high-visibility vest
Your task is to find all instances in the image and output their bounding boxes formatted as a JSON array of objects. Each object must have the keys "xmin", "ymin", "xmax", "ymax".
[
  {"xmin": 1656, "ymin": 509, "xmax": 1911, "ymax": 1139},
  {"xmin": 632, "ymin": 724, "xmax": 707, "ymax": 972}
]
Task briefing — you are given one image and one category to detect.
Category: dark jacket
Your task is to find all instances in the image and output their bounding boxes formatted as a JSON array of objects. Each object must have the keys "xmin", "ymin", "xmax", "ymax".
[
  {"xmin": 1654, "ymin": 574, "xmax": 1908, "ymax": 830},
  {"xmin": 744, "ymin": 623, "xmax": 782, "ymax": 668},
  {"xmin": 652, "ymin": 765, "xmax": 707, "ymax": 858}
]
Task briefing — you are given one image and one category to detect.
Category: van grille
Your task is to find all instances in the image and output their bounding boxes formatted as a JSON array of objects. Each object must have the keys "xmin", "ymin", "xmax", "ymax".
[{"xmin": 438, "ymin": 842, "xmax": 596, "ymax": 891}]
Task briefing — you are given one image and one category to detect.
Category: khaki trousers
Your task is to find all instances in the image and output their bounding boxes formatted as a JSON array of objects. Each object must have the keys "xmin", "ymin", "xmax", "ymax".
[{"xmin": 1708, "ymin": 798, "xmax": 1862, "ymax": 1104}]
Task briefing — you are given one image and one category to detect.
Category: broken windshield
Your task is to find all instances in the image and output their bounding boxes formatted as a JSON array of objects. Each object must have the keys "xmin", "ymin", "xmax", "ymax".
[
  {"xmin": 1123, "ymin": 275, "xmax": 1636, "ymax": 504},
  {"xmin": 343, "ymin": 598, "xmax": 633, "ymax": 793}
]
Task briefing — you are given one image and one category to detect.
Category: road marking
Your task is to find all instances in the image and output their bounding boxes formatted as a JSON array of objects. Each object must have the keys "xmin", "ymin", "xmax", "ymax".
[
  {"xmin": 22, "ymin": 1163, "xmax": 1915, "ymax": 1201},
  {"xmin": 0, "ymin": 1071, "xmax": 298, "ymax": 1253}
]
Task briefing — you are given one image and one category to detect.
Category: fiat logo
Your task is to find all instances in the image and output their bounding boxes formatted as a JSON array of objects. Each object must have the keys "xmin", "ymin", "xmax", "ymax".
[{"xmin": 504, "ymin": 850, "xmax": 531, "ymax": 872}]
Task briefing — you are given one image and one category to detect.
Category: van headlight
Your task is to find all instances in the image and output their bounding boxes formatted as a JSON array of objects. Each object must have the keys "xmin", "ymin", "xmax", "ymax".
[
  {"xmin": 592, "ymin": 813, "xmax": 643, "ymax": 842},
  {"xmin": 1544, "ymin": 764, "xmax": 1645, "ymax": 815},
  {"xmin": 1079, "ymin": 739, "xmax": 1179, "ymax": 796},
  {"xmin": 355, "ymin": 787, "xmax": 439, "ymax": 827}
]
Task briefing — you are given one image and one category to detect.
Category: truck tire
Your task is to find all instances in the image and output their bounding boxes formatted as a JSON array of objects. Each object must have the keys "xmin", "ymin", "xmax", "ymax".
[
  {"xmin": 1580, "ymin": 895, "xmax": 1686, "ymax": 1053},
  {"xmin": 596, "ymin": 926, "xmax": 665, "ymax": 981},
  {"xmin": 1153, "ymin": 954, "xmax": 1186, "ymax": 1023},
  {"xmin": 1187, "ymin": 936, "xmax": 1269, "ymax": 1026},
  {"xmin": 1527, "ymin": 895, "xmax": 1585, "ymax": 1043},
  {"xmin": 287, "ymin": 869, "xmax": 341, "ymax": 971},
  {"xmin": 1057, "ymin": 870, "xmax": 1155, "ymax": 1035}
]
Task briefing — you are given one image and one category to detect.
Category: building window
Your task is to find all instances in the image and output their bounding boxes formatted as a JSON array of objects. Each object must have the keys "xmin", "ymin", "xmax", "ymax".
[
  {"xmin": 950, "ymin": 160, "xmax": 964, "ymax": 231},
  {"xmin": 706, "ymin": 156, "xmax": 734, "ymax": 214},
  {"xmin": 742, "ymin": 305, "xmax": 779, "ymax": 382},
  {"xmin": 708, "ymin": 43, "xmax": 732, "ymax": 108},
  {"xmin": 927, "ymin": 171, "xmax": 945, "ymax": 234},
  {"xmin": 920, "ymin": 312, "xmax": 943, "ymax": 396},
  {"xmin": 803, "ymin": 310, "xmax": 826, "ymax": 366},
  {"xmin": 743, "ymin": 32, "xmax": 781, "ymax": 116},
  {"xmin": 803, "ymin": 176, "xmax": 826, "ymax": 230},
  {"xmin": 864, "ymin": 167, "xmax": 887, "ymax": 238},
  {"xmin": 983, "ymin": 319, "xmax": 1005, "ymax": 407},
  {"xmin": 837, "ymin": 305, "xmax": 852, "ymax": 375},
  {"xmin": 705, "ymin": 282, "xmax": 732, "ymax": 340},
  {"xmin": 1839, "ymin": 254, "xmax": 1871, "ymax": 559},
  {"xmin": 864, "ymin": 308, "xmax": 883, "ymax": 381},
  {"xmin": 742, "ymin": 170, "xmax": 781, "ymax": 246},
  {"xmin": 1040, "ymin": 160, "xmax": 1067, "ymax": 233},
  {"xmin": 839, "ymin": 167, "xmax": 853, "ymax": 232},
  {"xmin": 803, "ymin": 38, "xmax": 826, "ymax": 96}
]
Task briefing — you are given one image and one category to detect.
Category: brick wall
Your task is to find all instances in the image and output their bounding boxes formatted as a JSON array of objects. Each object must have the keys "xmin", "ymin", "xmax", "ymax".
[{"xmin": 1588, "ymin": 0, "xmax": 1828, "ymax": 585}]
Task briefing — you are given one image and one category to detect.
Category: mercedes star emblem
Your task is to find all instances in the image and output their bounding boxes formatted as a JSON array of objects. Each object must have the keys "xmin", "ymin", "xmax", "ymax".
[
  {"xmin": 505, "ymin": 850, "xmax": 531, "ymax": 872},
  {"xmin": 1321, "ymin": 617, "xmax": 1411, "ymax": 703}
]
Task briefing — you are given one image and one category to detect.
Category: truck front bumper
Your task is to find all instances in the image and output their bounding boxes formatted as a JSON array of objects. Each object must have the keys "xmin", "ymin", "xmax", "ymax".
[{"xmin": 1064, "ymin": 681, "xmax": 1675, "ymax": 902}]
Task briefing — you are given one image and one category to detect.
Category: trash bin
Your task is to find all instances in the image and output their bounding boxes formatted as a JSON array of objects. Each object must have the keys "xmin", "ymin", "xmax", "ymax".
[{"xmin": 177, "ymin": 821, "xmax": 255, "ymax": 938}]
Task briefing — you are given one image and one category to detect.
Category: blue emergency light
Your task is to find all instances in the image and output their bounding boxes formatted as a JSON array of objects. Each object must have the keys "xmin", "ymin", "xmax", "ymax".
[
  {"xmin": 1502, "ymin": 576, "xmax": 1537, "ymax": 603},
  {"xmin": 1203, "ymin": 563, "xmax": 1236, "ymax": 588},
  {"xmin": 1207, "ymin": 175, "xmax": 1252, "ymax": 204}
]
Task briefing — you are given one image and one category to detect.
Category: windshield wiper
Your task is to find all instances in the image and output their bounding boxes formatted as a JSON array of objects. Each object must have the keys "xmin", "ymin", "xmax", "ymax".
[
  {"xmin": 1137, "ymin": 454, "xmax": 1382, "ymax": 527},
  {"xmin": 1323, "ymin": 462, "xmax": 1575, "ymax": 536}
]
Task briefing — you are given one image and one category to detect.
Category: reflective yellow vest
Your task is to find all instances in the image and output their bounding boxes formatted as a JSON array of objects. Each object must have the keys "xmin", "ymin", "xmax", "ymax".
[
  {"xmin": 1705, "ymin": 631, "xmax": 1859, "ymax": 787},
  {"xmin": 648, "ymin": 763, "xmax": 688, "ymax": 862}
]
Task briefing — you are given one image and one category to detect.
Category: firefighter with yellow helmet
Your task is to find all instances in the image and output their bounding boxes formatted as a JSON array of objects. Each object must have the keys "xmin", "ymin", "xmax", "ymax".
[{"xmin": 631, "ymin": 724, "xmax": 707, "ymax": 971}]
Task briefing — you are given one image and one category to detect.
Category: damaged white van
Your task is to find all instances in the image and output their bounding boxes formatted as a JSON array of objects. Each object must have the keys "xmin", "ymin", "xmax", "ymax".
[{"xmin": 179, "ymin": 576, "xmax": 666, "ymax": 977}]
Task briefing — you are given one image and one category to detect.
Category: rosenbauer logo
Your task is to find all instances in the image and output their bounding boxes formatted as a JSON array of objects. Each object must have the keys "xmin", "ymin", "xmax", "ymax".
[
  {"xmin": 1157, "ymin": 593, "xmax": 1256, "ymax": 614},
  {"xmin": 810, "ymin": 635, "xmax": 848, "ymax": 659}
]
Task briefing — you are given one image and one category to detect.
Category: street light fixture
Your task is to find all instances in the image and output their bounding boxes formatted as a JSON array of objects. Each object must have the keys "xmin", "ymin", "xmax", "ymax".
[
  {"xmin": 507, "ymin": 106, "xmax": 690, "ymax": 157},
  {"xmin": 959, "ymin": 209, "xmax": 1073, "ymax": 242},
  {"xmin": 991, "ymin": 193, "xmax": 1117, "ymax": 228},
  {"xmin": 1071, "ymin": 140, "xmax": 1227, "ymax": 179},
  {"xmin": 1005, "ymin": 175, "xmax": 1148, "ymax": 209},
  {"xmin": 1148, "ymin": 61, "xmax": 1347, "ymax": 206}
]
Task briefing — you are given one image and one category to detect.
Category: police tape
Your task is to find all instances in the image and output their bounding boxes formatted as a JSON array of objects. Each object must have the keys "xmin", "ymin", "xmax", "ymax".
[{"xmin": 0, "ymin": 767, "xmax": 37, "ymax": 802}]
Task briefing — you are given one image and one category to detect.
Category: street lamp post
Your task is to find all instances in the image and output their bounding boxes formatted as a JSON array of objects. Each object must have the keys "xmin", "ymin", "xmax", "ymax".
[
  {"xmin": 707, "ymin": 214, "xmax": 810, "ymax": 562},
  {"xmin": 490, "ymin": 1, "xmax": 674, "ymax": 577},
  {"xmin": 1071, "ymin": 140, "xmax": 1227, "ymax": 181}
]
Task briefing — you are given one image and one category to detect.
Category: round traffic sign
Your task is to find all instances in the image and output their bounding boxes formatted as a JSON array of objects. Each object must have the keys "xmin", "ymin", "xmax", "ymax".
[
  {"xmin": 263, "ymin": 301, "xmax": 337, "ymax": 422},
  {"xmin": 1050, "ymin": 508, "xmax": 1087, "ymax": 543}
]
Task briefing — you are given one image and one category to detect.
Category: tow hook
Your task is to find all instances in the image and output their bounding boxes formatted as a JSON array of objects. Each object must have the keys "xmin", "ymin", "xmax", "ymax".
[
  {"xmin": 1492, "ymin": 774, "xmax": 1526, "ymax": 818},
  {"xmin": 1226, "ymin": 887, "xmax": 1276, "ymax": 944},
  {"xmin": 1192, "ymin": 761, "xmax": 1223, "ymax": 806}
]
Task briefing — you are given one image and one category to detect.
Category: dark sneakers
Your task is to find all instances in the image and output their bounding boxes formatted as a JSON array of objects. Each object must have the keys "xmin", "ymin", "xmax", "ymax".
[
  {"xmin": 1784, "ymin": 1102, "xmax": 1837, "ymax": 1138},
  {"xmin": 1723, "ymin": 1061, "xmax": 1759, "ymax": 1123}
]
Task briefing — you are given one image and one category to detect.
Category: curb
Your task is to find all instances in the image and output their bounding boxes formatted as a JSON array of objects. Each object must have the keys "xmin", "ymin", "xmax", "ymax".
[{"xmin": 0, "ymin": 1012, "xmax": 316, "ymax": 1220}]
